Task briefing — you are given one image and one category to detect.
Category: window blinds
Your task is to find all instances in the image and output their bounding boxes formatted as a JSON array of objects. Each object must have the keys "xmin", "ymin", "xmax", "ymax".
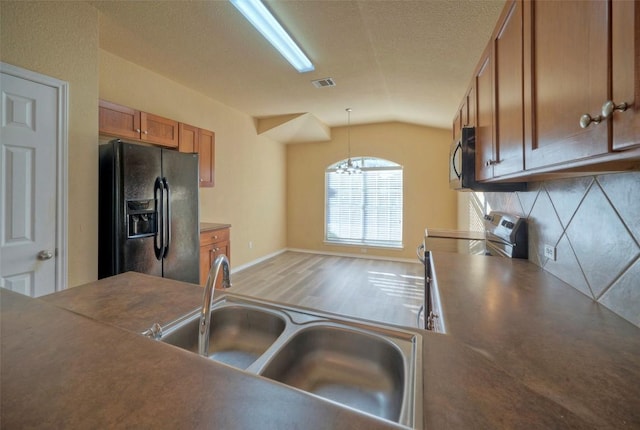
[{"xmin": 326, "ymin": 166, "xmax": 403, "ymax": 248}]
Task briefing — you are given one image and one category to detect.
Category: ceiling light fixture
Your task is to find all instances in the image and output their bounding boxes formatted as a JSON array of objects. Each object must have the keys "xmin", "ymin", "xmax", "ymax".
[
  {"xmin": 335, "ymin": 108, "xmax": 362, "ymax": 175},
  {"xmin": 230, "ymin": 0, "xmax": 314, "ymax": 73}
]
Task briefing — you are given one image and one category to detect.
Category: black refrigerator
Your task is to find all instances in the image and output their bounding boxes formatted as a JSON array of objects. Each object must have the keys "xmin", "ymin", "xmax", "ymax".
[{"xmin": 98, "ymin": 139, "xmax": 200, "ymax": 284}]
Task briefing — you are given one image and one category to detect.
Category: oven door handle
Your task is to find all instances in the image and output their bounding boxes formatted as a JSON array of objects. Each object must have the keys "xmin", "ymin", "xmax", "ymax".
[{"xmin": 416, "ymin": 243, "xmax": 425, "ymax": 264}]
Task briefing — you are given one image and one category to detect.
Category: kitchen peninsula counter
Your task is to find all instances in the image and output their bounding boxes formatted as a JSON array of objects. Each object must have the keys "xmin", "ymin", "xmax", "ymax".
[{"xmin": 3, "ymin": 253, "xmax": 640, "ymax": 429}]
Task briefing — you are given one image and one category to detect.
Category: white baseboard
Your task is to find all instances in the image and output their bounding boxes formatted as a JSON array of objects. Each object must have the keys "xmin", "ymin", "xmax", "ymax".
[
  {"xmin": 286, "ymin": 248, "xmax": 420, "ymax": 264},
  {"xmin": 230, "ymin": 248, "xmax": 288, "ymax": 274}
]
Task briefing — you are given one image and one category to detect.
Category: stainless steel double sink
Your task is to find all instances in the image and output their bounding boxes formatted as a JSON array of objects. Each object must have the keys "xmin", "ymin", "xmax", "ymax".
[{"xmin": 154, "ymin": 294, "xmax": 423, "ymax": 429}]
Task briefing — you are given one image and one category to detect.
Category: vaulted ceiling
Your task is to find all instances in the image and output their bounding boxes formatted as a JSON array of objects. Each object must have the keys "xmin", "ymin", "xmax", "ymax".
[{"xmin": 93, "ymin": 0, "xmax": 505, "ymax": 133}]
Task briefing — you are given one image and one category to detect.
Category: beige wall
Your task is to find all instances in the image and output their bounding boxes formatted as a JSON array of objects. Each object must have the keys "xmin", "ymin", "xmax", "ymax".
[
  {"xmin": 0, "ymin": 1, "xmax": 286, "ymax": 287},
  {"xmin": 0, "ymin": 1, "xmax": 100, "ymax": 287},
  {"xmin": 99, "ymin": 51, "xmax": 287, "ymax": 270},
  {"xmin": 1, "ymin": 2, "xmax": 452, "ymax": 286},
  {"xmin": 287, "ymin": 122, "xmax": 457, "ymax": 260}
]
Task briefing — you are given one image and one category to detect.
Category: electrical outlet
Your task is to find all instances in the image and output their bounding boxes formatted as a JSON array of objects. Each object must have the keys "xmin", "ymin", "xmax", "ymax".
[
  {"xmin": 248, "ymin": 241, "xmax": 253, "ymax": 249},
  {"xmin": 543, "ymin": 244, "xmax": 556, "ymax": 261}
]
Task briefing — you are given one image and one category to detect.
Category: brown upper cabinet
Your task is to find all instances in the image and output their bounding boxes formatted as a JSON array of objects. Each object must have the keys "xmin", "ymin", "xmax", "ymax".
[
  {"xmin": 452, "ymin": 85, "xmax": 474, "ymax": 144},
  {"xmin": 98, "ymin": 100, "xmax": 140, "ymax": 141},
  {"xmin": 493, "ymin": 0, "xmax": 524, "ymax": 178},
  {"xmin": 523, "ymin": 0, "xmax": 609, "ymax": 169},
  {"xmin": 452, "ymin": 108, "xmax": 462, "ymax": 143},
  {"xmin": 455, "ymin": 0, "xmax": 640, "ymax": 183},
  {"xmin": 475, "ymin": 47, "xmax": 495, "ymax": 182},
  {"xmin": 475, "ymin": 3, "xmax": 523, "ymax": 181},
  {"xmin": 198, "ymin": 129, "xmax": 215, "ymax": 187},
  {"xmin": 178, "ymin": 123, "xmax": 215, "ymax": 187},
  {"xmin": 178, "ymin": 123, "xmax": 199, "ymax": 153},
  {"xmin": 611, "ymin": 0, "xmax": 640, "ymax": 151},
  {"xmin": 99, "ymin": 100, "xmax": 179, "ymax": 148},
  {"xmin": 100, "ymin": 100, "xmax": 216, "ymax": 187}
]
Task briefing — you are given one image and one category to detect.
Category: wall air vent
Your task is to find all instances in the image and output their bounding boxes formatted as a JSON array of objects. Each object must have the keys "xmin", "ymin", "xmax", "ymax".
[{"xmin": 311, "ymin": 77, "xmax": 336, "ymax": 88}]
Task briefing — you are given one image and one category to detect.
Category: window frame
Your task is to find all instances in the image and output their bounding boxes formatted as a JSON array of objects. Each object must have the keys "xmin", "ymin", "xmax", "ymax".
[{"xmin": 324, "ymin": 157, "xmax": 404, "ymax": 249}]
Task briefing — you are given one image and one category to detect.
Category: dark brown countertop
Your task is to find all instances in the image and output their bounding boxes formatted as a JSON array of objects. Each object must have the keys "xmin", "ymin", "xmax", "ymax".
[
  {"xmin": 2, "ymin": 286, "xmax": 402, "ymax": 430},
  {"xmin": 200, "ymin": 222, "xmax": 231, "ymax": 233},
  {"xmin": 425, "ymin": 228, "xmax": 485, "ymax": 241},
  {"xmin": 3, "ymin": 253, "xmax": 640, "ymax": 429},
  {"xmin": 429, "ymin": 251, "xmax": 640, "ymax": 429},
  {"xmin": 41, "ymin": 272, "xmax": 203, "ymax": 332}
]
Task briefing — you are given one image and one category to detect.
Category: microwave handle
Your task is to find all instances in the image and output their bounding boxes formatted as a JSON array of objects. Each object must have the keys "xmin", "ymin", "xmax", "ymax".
[{"xmin": 452, "ymin": 142, "xmax": 462, "ymax": 179}]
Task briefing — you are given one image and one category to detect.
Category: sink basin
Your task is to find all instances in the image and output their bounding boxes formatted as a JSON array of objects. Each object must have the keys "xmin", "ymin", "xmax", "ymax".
[
  {"xmin": 259, "ymin": 325, "xmax": 405, "ymax": 423},
  {"xmin": 160, "ymin": 305, "xmax": 286, "ymax": 370},
  {"xmin": 153, "ymin": 295, "xmax": 421, "ymax": 428}
]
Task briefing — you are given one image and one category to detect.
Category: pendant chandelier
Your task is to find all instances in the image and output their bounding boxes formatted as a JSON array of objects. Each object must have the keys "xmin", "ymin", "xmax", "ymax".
[{"xmin": 335, "ymin": 108, "xmax": 362, "ymax": 174}]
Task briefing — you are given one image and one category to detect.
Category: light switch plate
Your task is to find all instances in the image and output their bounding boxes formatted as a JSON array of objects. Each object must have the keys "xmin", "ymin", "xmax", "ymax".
[{"xmin": 544, "ymin": 244, "xmax": 556, "ymax": 261}]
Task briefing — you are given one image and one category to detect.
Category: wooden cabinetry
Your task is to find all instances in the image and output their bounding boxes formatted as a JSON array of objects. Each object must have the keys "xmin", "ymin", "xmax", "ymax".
[
  {"xmin": 98, "ymin": 100, "xmax": 141, "ymax": 140},
  {"xmin": 475, "ymin": 48, "xmax": 494, "ymax": 182},
  {"xmin": 178, "ymin": 123, "xmax": 199, "ymax": 153},
  {"xmin": 100, "ymin": 100, "xmax": 216, "ymax": 186},
  {"xmin": 611, "ymin": 0, "xmax": 640, "ymax": 151},
  {"xmin": 141, "ymin": 112, "xmax": 179, "ymax": 148},
  {"xmin": 99, "ymin": 100, "xmax": 179, "ymax": 148},
  {"xmin": 178, "ymin": 124, "xmax": 216, "ymax": 188},
  {"xmin": 198, "ymin": 129, "xmax": 215, "ymax": 187},
  {"xmin": 476, "ymin": 0, "xmax": 524, "ymax": 181},
  {"xmin": 523, "ymin": 0, "xmax": 609, "ymax": 170},
  {"xmin": 199, "ymin": 226, "xmax": 230, "ymax": 288},
  {"xmin": 453, "ymin": 0, "xmax": 640, "ymax": 183},
  {"xmin": 493, "ymin": 0, "xmax": 524, "ymax": 177}
]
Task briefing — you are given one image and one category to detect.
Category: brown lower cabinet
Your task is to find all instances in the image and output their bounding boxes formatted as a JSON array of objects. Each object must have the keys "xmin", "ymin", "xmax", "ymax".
[{"xmin": 199, "ymin": 226, "xmax": 230, "ymax": 288}]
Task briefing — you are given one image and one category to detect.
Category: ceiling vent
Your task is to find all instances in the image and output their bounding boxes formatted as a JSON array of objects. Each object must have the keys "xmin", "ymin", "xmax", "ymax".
[{"xmin": 312, "ymin": 77, "xmax": 336, "ymax": 88}]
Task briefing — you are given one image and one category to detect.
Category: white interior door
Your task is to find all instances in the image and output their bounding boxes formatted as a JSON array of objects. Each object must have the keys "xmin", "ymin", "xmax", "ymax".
[{"xmin": 0, "ymin": 64, "xmax": 68, "ymax": 297}]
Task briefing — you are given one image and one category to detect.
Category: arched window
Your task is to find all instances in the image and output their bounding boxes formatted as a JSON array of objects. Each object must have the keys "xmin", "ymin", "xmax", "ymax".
[{"xmin": 325, "ymin": 157, "xmax": 403, "ymax": 248}]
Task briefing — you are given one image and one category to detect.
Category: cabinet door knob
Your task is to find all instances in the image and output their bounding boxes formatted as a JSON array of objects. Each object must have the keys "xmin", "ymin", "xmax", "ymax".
[
  {"xmin": 135, "ymin": 128, "xmax": 141, "ymax": 133},
  {"xmin": 601, "ymin": 100, "xmax": 629, "ymax": 119},
  {"xmin": 579, "ymin": 113, "xmax": 603, "ymax": 129},
  {"xmin": 142, "ymin": 130, "xmax": 149, "ymax": 135}
]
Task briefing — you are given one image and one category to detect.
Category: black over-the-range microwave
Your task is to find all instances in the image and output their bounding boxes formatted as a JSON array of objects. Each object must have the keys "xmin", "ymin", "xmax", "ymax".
[{"xmin": 449, "ymin": 127, "xmax": 526, "ymax": 192}]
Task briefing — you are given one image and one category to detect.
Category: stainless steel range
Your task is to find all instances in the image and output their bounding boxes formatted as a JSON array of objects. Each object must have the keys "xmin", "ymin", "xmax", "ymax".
[
  {"xmin": 416, "ymin": 211, "xmax": 528, "ymax": 330},
  {"xmin": 483, "ymin": 211, "xmax": 528, "ymax": 259}
]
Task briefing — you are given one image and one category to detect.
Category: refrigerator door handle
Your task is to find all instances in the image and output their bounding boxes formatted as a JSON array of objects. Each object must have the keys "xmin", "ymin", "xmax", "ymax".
[
  {"xmin": 162, "ymin": 177, "xmax": 171, "ymax": 258},
  {"xmin": 154, "ymin": 177, "xmax": 164, "ymax": 260}
]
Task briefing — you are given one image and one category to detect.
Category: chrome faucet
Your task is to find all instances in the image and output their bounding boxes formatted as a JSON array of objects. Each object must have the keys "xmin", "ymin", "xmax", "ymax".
[{"xmin": 199, "ymin": 254, "xmax": 231, "ymax": 357}]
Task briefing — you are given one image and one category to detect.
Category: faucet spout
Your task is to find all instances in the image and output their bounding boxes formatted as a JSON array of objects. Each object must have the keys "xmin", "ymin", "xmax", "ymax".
[{"xmin": 199, "ymin": 254, "xmax": 231, "ymax": 357}]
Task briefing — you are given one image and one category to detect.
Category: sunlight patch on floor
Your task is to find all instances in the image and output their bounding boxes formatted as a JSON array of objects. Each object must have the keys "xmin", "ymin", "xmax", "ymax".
[{"xmin": 367, "ymin": 271, "xmax": 424, "ymax": 302}]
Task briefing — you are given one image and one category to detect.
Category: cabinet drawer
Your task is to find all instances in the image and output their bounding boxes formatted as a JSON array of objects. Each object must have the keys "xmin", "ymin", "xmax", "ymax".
[{"xmin": 200, "ymin": 228, "xmax": 230, "ymax": 246}]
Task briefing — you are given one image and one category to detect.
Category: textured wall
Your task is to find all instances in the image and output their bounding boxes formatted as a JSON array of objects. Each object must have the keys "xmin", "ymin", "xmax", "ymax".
[
  {"xmin": 483, "ymin": 171, "xmax": 640, "ymax": 328},
  {"xmin": 0, "ymin": 1, "xmax": 100, "ymax": 287},
  {"xmin": 287, "ymin": 122, "xmax": 457, "ymax": 261},
  {"xmin": 99, "ymin": 51, "xmax": 288, "ymax": 269}
]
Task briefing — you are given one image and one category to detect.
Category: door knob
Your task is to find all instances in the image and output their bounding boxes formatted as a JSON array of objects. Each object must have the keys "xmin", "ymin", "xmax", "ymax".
[{"xmin": 37, "ymin": 250, "xmax": 53, "ymax": 260}]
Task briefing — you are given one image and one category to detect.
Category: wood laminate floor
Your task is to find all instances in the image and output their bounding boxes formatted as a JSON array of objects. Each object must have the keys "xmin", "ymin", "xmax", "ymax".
[{"xmin": 231, "ymin": 251, "xmax": 424, "ymax": 328}]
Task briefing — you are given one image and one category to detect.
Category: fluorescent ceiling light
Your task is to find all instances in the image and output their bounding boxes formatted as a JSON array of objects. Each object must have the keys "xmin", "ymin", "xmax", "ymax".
[{"xmin": 230, "ymin": 0, "xmax": 314, "ymax": 73}]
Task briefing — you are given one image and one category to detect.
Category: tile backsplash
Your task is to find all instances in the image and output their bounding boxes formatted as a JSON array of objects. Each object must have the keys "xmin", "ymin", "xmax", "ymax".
[{"xmin": 483, "ymin": 171, "xmax": 640, "ymax": 328}]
